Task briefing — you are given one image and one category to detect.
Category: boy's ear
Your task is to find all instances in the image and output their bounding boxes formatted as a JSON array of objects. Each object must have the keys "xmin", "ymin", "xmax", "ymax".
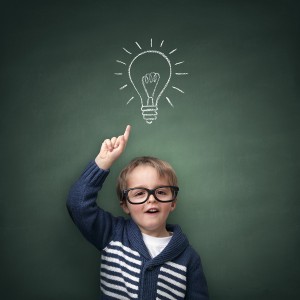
[
  {"xmin": 120, "ymin": 201, "xmax": 130, "ymax": 214},
  {"xmin": 170, "ymin": 201, "xmax": 176, "ymax": 211}
]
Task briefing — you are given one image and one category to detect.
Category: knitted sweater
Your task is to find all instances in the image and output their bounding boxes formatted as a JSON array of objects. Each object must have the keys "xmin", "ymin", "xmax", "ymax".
[{"xmin": 67, "ymin": 161, "xmax": 209, "ymax": 300}]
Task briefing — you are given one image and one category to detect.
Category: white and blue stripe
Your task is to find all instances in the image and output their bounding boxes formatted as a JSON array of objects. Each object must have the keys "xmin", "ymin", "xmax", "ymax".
[
  {"xmin": 101, "ymin": 241, "xmax": 142, "ymax": 299},
  {"xmin": 156, "ymin": 261, "xmax": 187, "ymax": 300}
]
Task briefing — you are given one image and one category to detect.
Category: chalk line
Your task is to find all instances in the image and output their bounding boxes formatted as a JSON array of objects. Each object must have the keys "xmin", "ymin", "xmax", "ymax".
[
  {"xmin": 127, "ymin": 96, "xmax": 134, "ymax": 104},
  {"xmin": 166, "ymin": 97, "xmax": 174, "ymax": 107},
  {"xmin": 122, "ymin": 48, "xmax": 132, "ymax": 55},
  {"xmin": 116, "ymin": 60, "xmax": 126, "ymax": 65},
  {"xmin": 172, "ymin": 86, "xmax": 184, "ymax": 93},
  {"xmin": 135, "ymin": 42, "xmax": 142, "ymax": 49}
]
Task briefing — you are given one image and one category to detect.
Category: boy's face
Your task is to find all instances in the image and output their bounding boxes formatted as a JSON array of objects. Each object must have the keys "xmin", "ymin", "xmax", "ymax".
[{"xmin": 121, "ymin": 165, "xmax": 176, "ymax": 237}]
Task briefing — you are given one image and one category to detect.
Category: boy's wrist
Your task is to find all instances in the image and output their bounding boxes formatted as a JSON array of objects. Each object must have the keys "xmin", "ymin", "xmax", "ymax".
[{"xmin": 95, "ymin": 156, "xmax": 111, "ymax": 171}]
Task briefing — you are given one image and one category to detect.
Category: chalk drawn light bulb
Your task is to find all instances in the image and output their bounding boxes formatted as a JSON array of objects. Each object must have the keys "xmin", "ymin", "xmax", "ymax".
[
  {"xmin": 128, "ymin": 50, "xmax": 171, "ymax": 124},
  {"xmin": 115, "ymin": 39, "xmax": 188, "ymax": 124}
]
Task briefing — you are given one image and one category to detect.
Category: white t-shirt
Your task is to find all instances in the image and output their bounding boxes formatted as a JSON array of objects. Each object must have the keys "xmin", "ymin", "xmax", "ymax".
[{"xmin": 142, "ymin": 233, "xmax": 173, "ymax": 258}]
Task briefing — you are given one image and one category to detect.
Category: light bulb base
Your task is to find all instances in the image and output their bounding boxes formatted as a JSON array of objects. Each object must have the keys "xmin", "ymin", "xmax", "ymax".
[{"xmin": 141, "ymin": 105, "xmax": 158, "ymax": 124}]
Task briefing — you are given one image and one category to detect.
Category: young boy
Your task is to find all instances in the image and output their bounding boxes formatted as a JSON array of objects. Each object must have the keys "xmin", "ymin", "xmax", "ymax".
[{"xmin": 67, "ymin": 125, "xmax": 209, "ymax": 299}]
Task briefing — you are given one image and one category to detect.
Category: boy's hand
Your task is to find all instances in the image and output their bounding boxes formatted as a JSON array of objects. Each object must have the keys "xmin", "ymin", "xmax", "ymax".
[{"xmin": 95, "ymin": 125, "xmax": 131, "ymax": 170}]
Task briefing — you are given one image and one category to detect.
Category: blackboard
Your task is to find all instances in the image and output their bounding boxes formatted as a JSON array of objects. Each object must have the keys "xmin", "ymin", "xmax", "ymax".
[{"xmin": 1, "ymin": 1, "xmax": 300, "ymax": 299}]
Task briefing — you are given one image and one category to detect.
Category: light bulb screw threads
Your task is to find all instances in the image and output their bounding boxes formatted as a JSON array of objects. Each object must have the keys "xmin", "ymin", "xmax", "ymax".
[{"xmin": 141, "ymin": 105, "xmax": 158, "ymax": 124}]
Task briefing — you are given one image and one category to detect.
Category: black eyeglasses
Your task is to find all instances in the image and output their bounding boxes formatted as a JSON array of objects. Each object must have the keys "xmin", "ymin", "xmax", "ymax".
[{"xmin": 123, "ymin": 186, "xmax": 179, "ymax": 205}]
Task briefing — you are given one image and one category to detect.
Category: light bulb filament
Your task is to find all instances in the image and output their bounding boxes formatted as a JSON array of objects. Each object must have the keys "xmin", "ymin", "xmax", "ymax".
[
  {"xmin": 141, "ymin": 72, "xmax": 160, "ymax": 124},
  {"xmin": 142, "ymin": 72, "xmax": 160, "ymax": 105}
]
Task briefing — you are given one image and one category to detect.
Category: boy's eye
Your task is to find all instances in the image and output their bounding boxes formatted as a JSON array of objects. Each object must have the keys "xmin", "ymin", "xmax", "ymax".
[
  {"xmin": 132, "ymin": 190, "xmax": 146, "ymax": 198},
  {"xmin": 157, "ymin": 190, "xmax": 166, "ymax": 195},
  {"xmin": 156, "ymin": 188, "xmax": 169, "ymax": 196}
]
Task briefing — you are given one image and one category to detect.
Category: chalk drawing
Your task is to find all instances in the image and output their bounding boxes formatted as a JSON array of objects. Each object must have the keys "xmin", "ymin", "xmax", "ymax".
[
  {"xmin": 172, "ymin": 86, "xmax": 184, "ymax": 93},
  {"xmin": 115, "ymin": 39, "xmax": 188, "ymax": 124}
]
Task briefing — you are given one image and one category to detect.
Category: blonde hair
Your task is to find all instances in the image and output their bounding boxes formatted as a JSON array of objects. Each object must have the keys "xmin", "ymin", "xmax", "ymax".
[{"xmin": 116, "ymin": 156, "xmax": 178, "ymax": 203}]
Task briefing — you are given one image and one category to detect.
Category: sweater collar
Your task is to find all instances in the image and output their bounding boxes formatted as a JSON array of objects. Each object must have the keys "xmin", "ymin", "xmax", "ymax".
[{"xmin": 127, "ymin": 219, "xmax": 190, "ymax": 265}]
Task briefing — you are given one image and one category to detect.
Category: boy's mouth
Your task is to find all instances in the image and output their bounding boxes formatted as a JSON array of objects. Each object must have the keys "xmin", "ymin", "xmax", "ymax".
[{"xmin": 145, "ymin": 208, "xmax": 159, "ymax": 214}]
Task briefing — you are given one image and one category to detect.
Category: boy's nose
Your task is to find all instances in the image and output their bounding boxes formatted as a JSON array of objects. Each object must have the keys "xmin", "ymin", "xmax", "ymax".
[{"xmin": 147, "ymin": 194, "xmax": 157, "ymax": 202}]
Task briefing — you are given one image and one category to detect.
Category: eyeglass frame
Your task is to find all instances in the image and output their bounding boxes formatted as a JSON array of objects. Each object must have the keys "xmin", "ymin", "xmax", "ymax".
[{"xmin": 122, "ymin": 186, "xmax": 179, "ymax": 205}]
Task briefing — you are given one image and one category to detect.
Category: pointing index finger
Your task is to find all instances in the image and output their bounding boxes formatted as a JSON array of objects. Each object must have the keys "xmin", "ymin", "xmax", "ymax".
[{"xmin": 123, "ymin": 125, "xmax": 131, "ymax": 142}]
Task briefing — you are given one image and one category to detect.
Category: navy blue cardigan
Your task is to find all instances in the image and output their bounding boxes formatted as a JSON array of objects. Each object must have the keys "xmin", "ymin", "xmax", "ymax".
[{"xmin": 67, "ymin": 161, "xmax": 209, "ymax": 300}]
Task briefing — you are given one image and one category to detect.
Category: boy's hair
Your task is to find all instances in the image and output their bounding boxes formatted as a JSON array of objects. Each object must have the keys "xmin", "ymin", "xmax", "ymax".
[{"xmin": 116, "ymin": 156, "xmax": 178, "ymax": 203}]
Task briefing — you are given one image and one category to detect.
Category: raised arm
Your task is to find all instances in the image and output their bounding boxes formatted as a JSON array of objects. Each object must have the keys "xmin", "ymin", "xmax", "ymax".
[{"xmin": 67, "ymin": 125, "xmax": 131, "ymax": 250}]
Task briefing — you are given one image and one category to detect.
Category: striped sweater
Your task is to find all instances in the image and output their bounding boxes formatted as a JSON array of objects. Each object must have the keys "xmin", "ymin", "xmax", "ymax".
[{"xmin": 67, "ymin": 161, "xmax": 209, "ymax": 300}]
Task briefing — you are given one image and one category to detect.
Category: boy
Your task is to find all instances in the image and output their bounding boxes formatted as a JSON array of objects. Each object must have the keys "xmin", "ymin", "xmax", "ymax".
[{"xmin": 67, "ymin": 125, "xmax": 209, "ymax": 299}]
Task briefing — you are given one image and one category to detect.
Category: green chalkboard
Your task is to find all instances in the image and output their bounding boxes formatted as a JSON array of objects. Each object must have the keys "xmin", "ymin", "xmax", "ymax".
[{"xmin": 1, "ymin": 1, "xmax": 300, "ymax": 299}]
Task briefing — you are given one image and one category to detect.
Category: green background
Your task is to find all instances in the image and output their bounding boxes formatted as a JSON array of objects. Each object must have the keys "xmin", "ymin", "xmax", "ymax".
[{"xmin": 1, "ymin": 1, "xmax": 299, "ymax": 299}]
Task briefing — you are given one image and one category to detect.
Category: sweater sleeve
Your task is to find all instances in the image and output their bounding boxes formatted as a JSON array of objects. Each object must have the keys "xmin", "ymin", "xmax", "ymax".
[
  {"xmin": 66, "ymin": 161, "xmax": 123, "ymax": 251},
  {"xmin": 185, "ymin": 254, "xmax": 209, "ymax": 299}
]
